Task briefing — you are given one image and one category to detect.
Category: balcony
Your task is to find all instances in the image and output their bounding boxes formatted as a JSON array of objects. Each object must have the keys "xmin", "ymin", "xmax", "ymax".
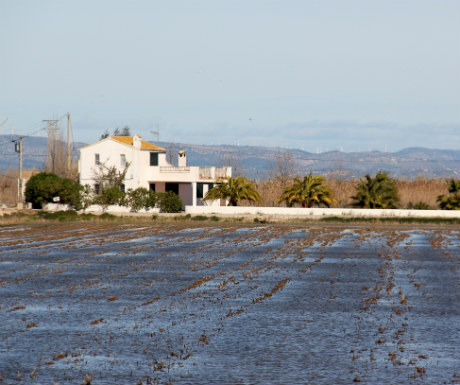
[
  {"xmin": 215, "ymin": 167, "xmax": 230, "ymax": 179},
  {"xmin": 199, "ymin": 167, "xmax": 230, "ymax": 180},
  {"xmin": 160, "ymin": 166, "xmax": 190, "ymax": 173}
]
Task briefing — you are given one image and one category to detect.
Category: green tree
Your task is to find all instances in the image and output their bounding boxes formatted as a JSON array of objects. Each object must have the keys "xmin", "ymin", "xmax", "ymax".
[
  {"xmin": 100, "ymin": 129, "xmax": 109, "ymax": 140},
  {"xmin": 25, "ymin": 172, "xmax": 82, "ymax": 209},
  {"xmin": 437, "ymin": 179, "xmax": 460, "ymax": 210},
  {"xmin": 351, "ymin": 171, "xmax": 400, "ymax": 209},
  {"xmin": 58, "ymin": 178, "xmax": 84, "ymax": 210},
  {"xmin": 277, "ymin": 173, "xmax": 337, "ymax": 208},
  {"xmin": 113, "ymin": 126, "xmax": 131, "ymax": 136},
  {"xmin": 202, "ymin": 177, "xmax": 262, "ymax": 206}
]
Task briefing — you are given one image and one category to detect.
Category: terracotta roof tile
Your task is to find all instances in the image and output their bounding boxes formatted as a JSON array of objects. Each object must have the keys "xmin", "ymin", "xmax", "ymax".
[{"xmin": 110, "ymin": 136, "xmax": 165, "ymax": 151}]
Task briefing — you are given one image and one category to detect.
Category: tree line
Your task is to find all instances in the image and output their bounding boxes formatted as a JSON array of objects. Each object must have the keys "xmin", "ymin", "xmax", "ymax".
[{"xmin": 24, "ymin": 170, "xmax": 460, "ymax": 212}]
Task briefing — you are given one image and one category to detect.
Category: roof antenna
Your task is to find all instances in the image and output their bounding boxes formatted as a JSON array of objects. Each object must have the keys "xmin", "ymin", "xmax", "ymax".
[{"xmin": 151, "ymin": 123, "xmax": 160, "ymax": 142}]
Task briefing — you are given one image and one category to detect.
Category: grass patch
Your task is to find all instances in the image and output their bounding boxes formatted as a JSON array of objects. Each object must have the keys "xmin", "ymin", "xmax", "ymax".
[
  {"xmin": 254, "ymin": 217, "xmax": 269, "ymax": 224},
  {"xmin": 99, "ymin": 213, "xmax": 116, "ymax": 221},
  {"xmin": 192, "ymin": 215, "xmax": 208, "ymax": 221},
  {"xmin": 36, "ymin": 210, "xmax": 79, "ymax": 221}
]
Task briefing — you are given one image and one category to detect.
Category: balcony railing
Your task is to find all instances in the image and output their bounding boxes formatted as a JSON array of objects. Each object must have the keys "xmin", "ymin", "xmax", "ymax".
[
  {"xmin": 160, "ymin": 166, "xmax": 190, "ymax": 173},
  {"xmin": 215, "ymin": 167, "xmax": 229, "ymax": 179},
  {"xmin": 199, "ymin": 167, "xmax": 213, "ymax": 179},
  {"xmin": 199, "ymin": 167, "xmax": 230, "ymax": 180}
]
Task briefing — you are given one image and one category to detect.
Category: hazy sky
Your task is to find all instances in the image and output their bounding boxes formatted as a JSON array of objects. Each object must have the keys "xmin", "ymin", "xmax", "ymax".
[{"xmin": 2, "ymin": 0, "xmax": 459, "ymax": 152}]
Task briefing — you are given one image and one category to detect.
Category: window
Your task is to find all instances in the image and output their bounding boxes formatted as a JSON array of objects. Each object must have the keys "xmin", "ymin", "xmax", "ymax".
[
  {"xmin": 150, "ymin": 152, "xmax": 158, "ymax": 166},
  {"xmin": 120, "ymin": 154, "xmax": 126, "ymax": 167},
  {"xmin": 149, "ymin": 183, "xmax": 156, "ymax": 192},
  {"xmin": 94, "ymin": 184, "xmax": 100, "ymax": 194},
  {"xmin": 95, "ymin": 153, "xmax": 100, "ymax": 165},
  {"xmin": 197, "ymin": 183, "xmax": 204, "ymax": 199},
  {"xmin": 120, "ymin": 184, "xmax": 125, "ymax": 193},
  {"xmin": 197, "ymin": 183, "xmax": 214, "ymax": 199}
]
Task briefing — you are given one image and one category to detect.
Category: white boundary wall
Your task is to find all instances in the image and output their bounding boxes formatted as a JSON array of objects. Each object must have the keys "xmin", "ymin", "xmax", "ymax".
[
  {"xmin": 44, "ymin": 203, "xmax": 160, "ymax": 214},
  {"xmin": 185, "ymin": 206, "xmax": 460, "ymax": 219}
]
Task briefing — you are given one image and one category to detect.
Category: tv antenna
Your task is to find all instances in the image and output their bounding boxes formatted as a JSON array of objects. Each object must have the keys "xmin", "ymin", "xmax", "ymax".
[{"xmin": 151, "ymin": 123, "xmax": 160, "ymax": 142}]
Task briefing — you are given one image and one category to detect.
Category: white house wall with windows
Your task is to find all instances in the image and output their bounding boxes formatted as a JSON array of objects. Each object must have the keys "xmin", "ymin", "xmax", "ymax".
[{"xmin": 78, "ymin": 135, "xmax": 232, "ymax": 207}]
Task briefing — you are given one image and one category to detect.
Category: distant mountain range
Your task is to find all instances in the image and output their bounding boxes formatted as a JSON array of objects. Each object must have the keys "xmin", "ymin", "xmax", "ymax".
[
  {"xmin": 1, "ymin": 135, "xmax": 459, "ymax": 179},
  {"xmin": 156, "ymin": 141, "xmax": 460, "ymax": 179}
]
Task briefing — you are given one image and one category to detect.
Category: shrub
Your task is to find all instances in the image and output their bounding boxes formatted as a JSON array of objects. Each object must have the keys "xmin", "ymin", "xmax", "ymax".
[
  {"xmin": 127, "ymin": 188, "xmax": 158, "ymax": 212},
  {"xmin": 93, "ymin": 186, "xmax": 126, "ymax": 209},
  {"xmin": 99, "ymin": 213, "xmax": 116, "ymax": 220},
  {"xmin": 406, "ymin": 201, "xmax": 432, "ymax": 210},
  {"xmin": 158, "ymin": 191, "xmax": 183, "ymax": 213},
  {"xmin": 192, "ymin": 215, "xmax": 208, "ymax": 221}
]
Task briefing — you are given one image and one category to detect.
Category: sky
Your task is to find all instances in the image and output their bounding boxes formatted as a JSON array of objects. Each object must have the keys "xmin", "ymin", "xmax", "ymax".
[{"xmin": 1, "ymin": 0, "xmax": 459, "ymax": 152}]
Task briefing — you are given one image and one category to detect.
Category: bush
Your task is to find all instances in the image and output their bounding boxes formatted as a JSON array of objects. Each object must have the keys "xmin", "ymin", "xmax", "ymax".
[
  {"xmin": 25, "ymin": 172, "xmax": 82, "ymax": 209},
  {"xmin": 406, "ymin": 201, "xmax": 432, "ymax": 210},
  {"xmin": 93, "ymin": 186, "xmax": 126, "ymax": 208},
  {"xmin": 192, "ymin": 215, "xmax": 208, "ymax": 221},
  {"xmin": 127, "ymin": 188, "xmax": 158, "ymax": 212},
  {"xmin": 99, "ymin": 213, "xmax": 116, "ymax": 220},
  {"xmin": 158, "ymin": 191, "xmax": 183, "ymax": 213},
  {"xmin": 36, "ymin": 210, "xmax": 79, "ymax": 221}
]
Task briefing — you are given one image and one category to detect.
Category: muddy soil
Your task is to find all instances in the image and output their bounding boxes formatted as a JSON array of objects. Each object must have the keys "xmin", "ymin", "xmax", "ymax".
[{"xmin": 0, "ymin": 223, "xmax": 459, "ymax": 384}]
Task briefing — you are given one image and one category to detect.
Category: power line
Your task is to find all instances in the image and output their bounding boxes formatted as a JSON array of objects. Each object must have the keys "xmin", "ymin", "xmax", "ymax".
[{"xmin": 0, "ymin": 173, "xmax": 17, "ymax": 180}]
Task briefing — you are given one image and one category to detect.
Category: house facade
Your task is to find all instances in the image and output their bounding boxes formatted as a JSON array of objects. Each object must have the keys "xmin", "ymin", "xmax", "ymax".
[{"xmin": 78, "ymin": 135, "xmax": 231, "ymax": 207}]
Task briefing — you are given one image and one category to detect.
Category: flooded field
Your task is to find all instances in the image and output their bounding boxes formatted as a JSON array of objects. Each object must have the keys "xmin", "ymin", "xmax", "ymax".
[{"xmin": 0, "ymin": 222, "xmax": 459, "ymax": 384}]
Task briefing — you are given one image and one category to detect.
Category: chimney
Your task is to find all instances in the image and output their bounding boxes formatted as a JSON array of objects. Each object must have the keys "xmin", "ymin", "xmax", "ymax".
[
  {"xmin": 133, "ymin": 134, "xmax": 141, "ymax": 149},
  {"xmin": 178, "ymin": 150, "xmax": 186, "ymax": 167}
]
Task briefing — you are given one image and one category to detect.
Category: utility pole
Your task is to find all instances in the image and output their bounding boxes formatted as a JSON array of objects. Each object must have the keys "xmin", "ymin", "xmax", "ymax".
[
  {"xmin": 66, "ymin": 112, "xmax": 71, "ymax": 177},
  {"xmin": 13, "ymin": 137, "xmax": 23, "ymax": 208},
  {"xmin": 43, "ymin": 119, "xmax": 60, "ymax": 173}
]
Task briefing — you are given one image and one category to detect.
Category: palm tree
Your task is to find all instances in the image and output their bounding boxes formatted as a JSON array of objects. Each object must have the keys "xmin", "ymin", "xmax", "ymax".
[
  {"xmin": 277, "ymin": 173, "xmax": 337, "ymax": 208},
  {"xmin": 202, "ymin": 176, "xmax": 262, "ymax": 206},
  {"xmin": 351, "ymin": 171, "xmax": 399, "ymax": 209},
  {"xmin": 437, "ymin": 178, "xmax": 460, "ymax": 210}
]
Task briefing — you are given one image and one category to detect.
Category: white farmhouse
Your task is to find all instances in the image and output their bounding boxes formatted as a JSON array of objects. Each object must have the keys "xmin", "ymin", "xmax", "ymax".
[{"xmin": 78, "ymin": 135, "xmax": 231, "ymax": 207}]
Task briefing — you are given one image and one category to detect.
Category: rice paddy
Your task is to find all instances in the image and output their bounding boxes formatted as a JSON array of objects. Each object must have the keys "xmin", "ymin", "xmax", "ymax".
[{"xmin": 0, "ymin": 222, "xmax": 459, "ymax": 384}]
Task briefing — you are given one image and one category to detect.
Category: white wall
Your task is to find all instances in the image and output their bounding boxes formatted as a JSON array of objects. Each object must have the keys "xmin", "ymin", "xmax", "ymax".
[
  {"xmin": 185, "ymin": 206, "xmax": 460, "ymax": 219},
  {"xmin": 79, "ymin": 139, "xmax": 138, "ymax": 189},
  {"xmin": 43, "ymin": 203, "xmax": 160, "ymax": 214}
]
